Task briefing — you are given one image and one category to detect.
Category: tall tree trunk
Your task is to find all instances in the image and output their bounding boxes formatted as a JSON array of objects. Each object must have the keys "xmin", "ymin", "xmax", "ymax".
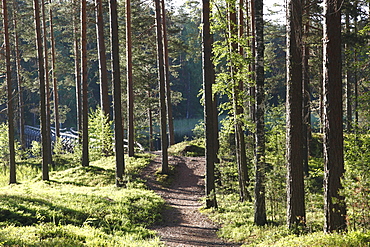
[
  {"xmin": 13, "ymin": 0, "xmax": 25, "ymax": 150},
  {"xmin": 81, "ymin": 0, "xmax": 89, "ymax": 167},
  {"xmin": 202, "ymin": 0, "xmax": 217, "ymax": 209},
  {"xmin": 109, "ymin": 0, "xmax": 125, "ymax": 187},
  {"xmin": 34, "ymin": 0, "xmax": 49, "ymax": 180},
  {"xmin": 323, "ymin": 0, "xmax": 347, "ymax": 232},
  {"xmin": 96, "ymin": 0, "xmax": 110, "ymax": 118},
  {"xmin": 73, "ymin": 0, "xmax": 82, "ymax": 137},
  {"xmin": 161, "ymin": 0, "xmax": 175, "ymax": 146},
  {"xmin": 126, "ymin": 0, "xmax": 135, "ymax": 157},
  {"xmin": 148, "ymin": 91, "xmax": 154, "ymax": 151},
  {"xmin": 249, "ymin": 0, "xmax": 256, "ymax": 123},
  {"xmin": 230, "ymin": 0, "xmax": 250, "ymax": 202},
  {"xmin": 155, "ymin": 0, "xmax": 169, "ymax": 174},
  {"xmin": 254, "ymin": 0, "xmax": 266, "ymax": 226},
  {"xmin": 344, "ymin": 8, "xmax": 352, "ymax": 133},
  {"xmin": 49, "ymin": 0, "xmax": 60, "ymax": 138},
  {"xmin": 286, "ymin": 0, "xmax": 306, "ymax": 229},
  {"xmin": 3, "ymin": 0, "xmax": 16, "ymax": 184},
  {"xmin": 41, "ymin": 0, "xmax": 52, "ymax": 165},
  {"xmin": 302, "ymin": 0, "xmax": 311, "ymax": 176}
]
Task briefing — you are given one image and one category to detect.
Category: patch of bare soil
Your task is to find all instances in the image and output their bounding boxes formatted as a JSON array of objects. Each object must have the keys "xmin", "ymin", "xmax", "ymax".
[{"xmin": 142, "ymin": 153, "xmax": 241, "ymax": 247}]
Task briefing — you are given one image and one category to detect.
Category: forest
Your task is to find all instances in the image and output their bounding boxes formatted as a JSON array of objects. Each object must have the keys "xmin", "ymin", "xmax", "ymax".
[{"xmin": 1, "ymin": 0, "xmax": 370, "ymax": 246}]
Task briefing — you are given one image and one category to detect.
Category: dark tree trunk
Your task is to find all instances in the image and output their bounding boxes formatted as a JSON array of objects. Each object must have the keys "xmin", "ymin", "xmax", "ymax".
[
  {"xmin": 49, "ymin": 0, "xmax": 60, "ymax": 138},
  {"xmin": 126, "ymin": 0, "xmax": 135, "ymax": 157},
  {"xmin": 286, "ymin": 0, "xmax": 306, "ymax": 229},
  {"xmin": 34, "ymin": 0, "xmax": 49, "ymax": 180},
  {"xmin": 148, "ymin": 91, "xmax": 154, "ymax": 151},
  {"xmin": 155, "ymin": 0, "xmax": 169, "ymax": 173},
  {"xmin": 3, "ymin": 0, "xmax": 16, "ymax": 184},
  {"xmin": 109, "ymin": 0, "xmax": 125, "ymax": 187},
  {"xmin": 254, "ymin": 0, "xmax": 266, "ymax": 226},
  {"xmin": 41, "ymin": 0, "xmax": 52, "ymax": 165},
  {"xmin": 81, "ymin": 0, "xmax": 89, "ymax": 167},
  {"xmin": 161, "ymin": 0, "xmax": 175, "ymax": 146},
  {"xmin": 202, "ymin": 0, "xmax": 217, "ymax": 209},
  {"xmin": 323, "ymin": 0, "xmax": 347, "ymax": 233}
]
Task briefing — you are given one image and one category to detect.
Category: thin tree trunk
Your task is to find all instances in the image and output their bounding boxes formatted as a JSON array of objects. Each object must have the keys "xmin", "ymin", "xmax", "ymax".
[
  {"xmin": 202, "ymin": 0, "xmax": 217, "ymax": 209},
  {"xmin": 254, "ymin": 0, "xmax": 266, "ymax": 226},
  {"xmin": 126, "ymin": 0, "xmax": 135, "ymax": 157},
  {"xmin": 148, "ymin": 91, "xmax": 154, "ymax": 151},
  {"xmin": 41, "ymin": 0, "xmax": 52, "ymax": 165},
  {"xmin": 161, "ymin": 0, "xmax": 175, "ymax": 146},
  {"xmin": 34, "ymin": 0, "xmax": 49, "ymax": 180},
  {"xmin": 49, "ymin": 0, "xmax": 60, "ymax": 138},
  {"xmin": 323, "ymin": 0, "xmax": 347, "ymax": 232},
  {"xmin": 344, "ymin": 9, "xmax": 352, "ymax": 133},
  {"xmin": 286, "ymin": 0, "xmax": 305, "ymax": 229},
  {"xmin": 13, "ymin": 0, "xmax": 25, "ymax": 150},
  {"xmin": 3, "ymin": 0, "xmax": 16, "ymax": 184},
  {"xmin": 81, "ymin": 0, "xmax": 89, "ymax": 167},
  {"xmin": 109, "ymin": 0, "xmax": 125, "ymax": 187},
  {"xmin": 96, "ymin": 0, "xmax": 110, "ymax": 118},
  {"xmin": 73, "ymin": 0, "xmax": 82, "ymax": 137},
  {"xmin": 155, "ymin": 0, "xmax": 169, "ymax": 174}
]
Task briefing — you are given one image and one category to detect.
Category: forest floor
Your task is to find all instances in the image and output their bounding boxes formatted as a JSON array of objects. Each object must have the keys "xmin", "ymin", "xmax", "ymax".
[{"xmin": 142, "ymin": 153, "xmax": 242, "ymax": 247}]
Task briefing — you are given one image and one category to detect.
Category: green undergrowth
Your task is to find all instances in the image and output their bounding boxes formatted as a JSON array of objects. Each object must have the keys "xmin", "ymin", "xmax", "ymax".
[
  {"xmin": 204, "ymin": 194, "xmax": 370, "ymax": 247},
  {"xmin": 168, "ymin": 139, "xmax": 205, "ymax": 157},
  {"xmin": 0, "ymin": 154, "xmax": 165, "ymax": 246}
]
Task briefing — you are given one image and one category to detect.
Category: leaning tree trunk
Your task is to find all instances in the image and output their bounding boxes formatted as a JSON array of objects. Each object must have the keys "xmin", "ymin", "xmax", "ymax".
[
  {"xmin": 254, "ymin": 0, "xmax": 266, "ymax": 226},
  {"xmin": 3, "ymin": 0, "xmax": 16, "ymax": 184},
  {"xmin": 323, "ymin": 0, "xmax": 347, "ymax": 233},
  {"xmin": 109, "ymin": 0, "xmax": 125, "ymax": 187},
  {"xmin": 286, "ymin": 0, "xmax": 306, "ymax": 229},
  {"xmin": 202, "ymin": 0, "xmax": 217, "ymax": 209},
  {"xmin": 34, "ymin": 0, "xmax": 49, "ymax": 180},
  {"xmin": 154, "ymin": 0, "xmax": 169, "ymax": 174}
]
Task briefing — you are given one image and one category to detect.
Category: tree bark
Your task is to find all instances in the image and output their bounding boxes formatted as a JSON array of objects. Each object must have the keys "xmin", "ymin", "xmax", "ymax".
[
  {"xmin": 126, "ymin": 0, "xmax": 135, "ymax": 157},
  {"xmin": 49, "ymin": 0, "xmax": 60, "ymax": 138},
  {"xmin": 286, "ymin": 0, "xmax": 306, "ymax": 229},
  {"xmin": 34, "ymin": 0, "xmax": 49, "ymax": 180},
  {"xmin": 202, "ymin": 0, "xmax": 217, "ymax": 209},
  {"xmin": 254, "ymin": 0, "xmax": 266, "ymax": 226},
  {"xmin": 302, "ymin": 0, "xmax": 311, "ymax": 176},
  {"xmin": 96, "ymin": 0, "xmax": 110, "ymax": 118},
  {"xmin": 3, "ymin": 0, "xmax": 16, "ymax": 184},
  {"xmin": 41, "ymin": 0, "xmax": 52, "ymax": 165},
  {"xmin": 161, "ymin": 0, "xmax": 175, "ymax": 146},
  {"xmin": 155, "ymin": 0, "xmax": 169, "ymax": 174},
  {"xmin": 81, "ymin": 0, "xmax": 89, "ymax": 167},
  {"xmin": 109, "ymin": 0, "xmax": 125, "ymax": 187},
  {"xmin": 73, "ymin": 0, "xmax": 82, "ymax": 137},
  {"xmin": 323, "ymin": 0, "xmax": 347, "ymax": 232},
  {"xmin": 12, "ymin": 0, "xmax": 25, "ymax": 150}
]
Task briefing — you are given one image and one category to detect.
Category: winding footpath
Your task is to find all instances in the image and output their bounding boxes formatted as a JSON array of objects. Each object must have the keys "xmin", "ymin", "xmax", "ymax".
[{"xmin": 143, "ymin": 154, "xmax": 241, "ymax": 247}]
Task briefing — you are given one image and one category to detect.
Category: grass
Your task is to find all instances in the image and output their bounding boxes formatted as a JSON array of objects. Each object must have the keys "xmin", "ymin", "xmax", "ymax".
[{"xmin": 0, "ymin": 154, "xmax": 165, "ymax": 246}]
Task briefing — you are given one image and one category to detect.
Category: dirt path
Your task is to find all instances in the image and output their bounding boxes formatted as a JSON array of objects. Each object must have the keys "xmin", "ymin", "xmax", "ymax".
[{"xmin": 143, "ymin": 154, "xmax": 241, "ymax": 247}]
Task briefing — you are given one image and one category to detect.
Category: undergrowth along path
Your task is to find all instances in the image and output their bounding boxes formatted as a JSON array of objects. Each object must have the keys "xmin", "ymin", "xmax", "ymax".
[{"xmin": 143, "ymin": 154, "xmax": 240, "ymax": 247}]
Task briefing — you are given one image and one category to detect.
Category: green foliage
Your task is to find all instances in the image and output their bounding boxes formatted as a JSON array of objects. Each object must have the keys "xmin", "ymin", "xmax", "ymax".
[
  {"xmin": 88, "ymin": 108, "xmax": 114, "ymax": 161},
  {"xmin": 0, "ymin": 154, "xmax": 165, "ymax": 246},
  {"xmin": 168, "ymin": 139, "xmax": 205, "ymax": 157},
  {"xmin": 343, "ymin": 133, "xmax": 370, "ymax": 230},
  {"xmin": 0, "ymin": 123, "xmax": 23, "ymax": 164}
]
